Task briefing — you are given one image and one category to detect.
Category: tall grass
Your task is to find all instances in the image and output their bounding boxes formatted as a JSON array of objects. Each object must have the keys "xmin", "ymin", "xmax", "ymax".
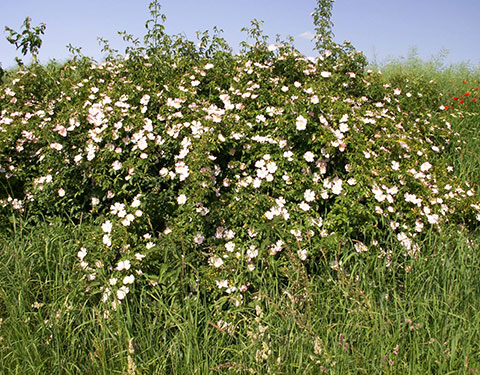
[
  {"xmin": 1, "ymin": 201, "xmax": 479, "ymax": 374},
  {"xmin": 369, "ymin": 48, "xmax": 480, "ymax": 98}
]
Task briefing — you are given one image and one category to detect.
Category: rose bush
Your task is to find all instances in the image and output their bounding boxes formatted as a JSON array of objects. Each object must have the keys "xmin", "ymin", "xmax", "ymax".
[{"xmin": 0, "ymin": 3, "xmax": 478, "ymax": 317}]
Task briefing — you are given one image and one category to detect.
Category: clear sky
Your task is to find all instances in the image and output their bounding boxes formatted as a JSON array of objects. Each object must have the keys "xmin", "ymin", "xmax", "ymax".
[{"xmin": 1, "ymin": 0, "xmax": 479, "ymax": 70}]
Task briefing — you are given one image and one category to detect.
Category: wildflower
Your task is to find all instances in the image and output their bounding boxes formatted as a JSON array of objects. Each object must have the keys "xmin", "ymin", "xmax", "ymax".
[
  {"xmin": 58, "ymin": 188, "xmax": 65, "ymax": 197},
  {"xmin": 101, "ymin": 220, "xmax": 113, "ymax": 233},
  {"xmin": 131, "ymin": 197, "xmax": 141, "ymax": 208},
  {"xmin": 320, "ymin": 189, "xmax": 329, "ymax": 199},
  {"xmin": 225, "ymin": 241, "xmax": 235, "ymax": 252},
  {"xmin": 50, "ymin": 142, "xmax": 63, "ymax": 151},
  {"xmin": 427, "ymin": 214, "xmax": 439, "ymax": 225},
  {"xmin": 257, "ymin": 168, "xmax": 269, "ymax": 179},
  {"xmin": 339, "ymin": 122, "xmax": 349, "ymax": 133},
  {"xmin": 117, "ymin": 286, "xmax": 129, "ymax": 300},
  {"xmin": 175, "ymin": 161, "xmax": 190, "ymax": 181},
  {"xmin": 276, "ymin": 196, "xmax": 286, "ymax": 207},
  {"xmin": 121, "ymin": 217, "xmax": 132, "ymax": 227},
  {"xmin": 296, "ymin": 115, "xmax": 307, "ymax": 130},
  {"xmin": 266, "ymin": 161, "xmax": 278, "ymax": 174},
  {"xmin": 246, "ymin": 246, "xmax": 258, "ymax": 259},
  {"xmin": 283, "ymin": 150, "xmax": 294, "ymax": 161},
  {"xmin": 397, "ymin": 232, "xmax": 412, "ymax": 250},
  {"xmin": 177, "ymin": 194, "xmax": 187, "ymax": 205},
  {"xmin": 211, "ymin": 257, "xmax": 224, "ymax": 268},
  {"xmin": 102, "ymin": 234, "xmax": 112, "ymax": 247},
  {"xmin": 159, "ymin": 167, "xmax": 169, "ymax": 177},
  {"xmin": 420, "ymin": 162, "xmax": 432, "ymax": 172},
  {"xmin": 123, "ymin": 275, "xmax": 135, "ymax": 285},
  {"xmin": 304, "ymin": 151, "xmax": 315, "ymax": 162},
  {"xmin": 269, "ymin": 240, "xmax": 284, "ymax": 255},
  {"xmin": 265, "ymin": 210, "xmax": 274, "ymax": 220},
  {"xmin": 415, "ymin": 220, "xmax": 424, "ymax": 233},
  {"xmin": 372, "ymin": 185, "xmax": 386, "ymax": 202},
  {"xmin": 116, "ymin": 260, "xmax": 131, "ymax": 271},
  {"xmin": 354, "ymin": 242, "xmax": 368, "ymax": 253},
  {"xmin": 111, "ymin": 202, "xmax": 127, "ymax": 218},
  {"xmin": 74, "ymin": 154, "xmax": 83, "ymax": 163},
  {"xmin": 299, "ymin": 202, "xmax": 310, "ymax": 211},
  {"xmin": 166, "ymin": 97, "xmax": 182, "ymax": 109},
  {"xmin": 304, "ymin": 189, "xmax": 316, "ymax": 202},
  {"xmin": 134, "ymin": 253, "xmax": 146, "ymax": 262},
  {"xmin": 194, "ymin": 233, "xmax": 205, "ymax": 244},
  {"xmin": 320, "ymin": 71, "xmax": 332, "ymax": 78},
  {"xmin": 216, "ymin": 280, "xmax": 228, "ymax": 288},
  {"xmin": 256, "ymin": 114, "xmax": 266, "ymax": 123},
  {"xmin": 140, "ymin": 94, "xmax": 150, "ymax": 105},
  {"xmin": 137, "ymin": 137, "xmax": 148, "ymax": 150},
  {"xmin": 77, "ymin": 247, "xmax": 87, "ymax": 261},
  {"xmin": 331, "ymin": 178, "xmax": 343, "ymax": 195},
  {"xmin": 298, "ymin": 249, "xmax": 307, "ymax": 260},
  {"xmin": 347, "ymin": 178, "xmax": 357, "ymax": 186},
  {"xmin": 112, "ymin": 160, "xmax": 122, "ymax": 171}
]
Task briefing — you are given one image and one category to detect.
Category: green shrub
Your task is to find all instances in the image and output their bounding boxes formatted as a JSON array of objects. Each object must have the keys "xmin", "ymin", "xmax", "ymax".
[{"xmin": 0, "ymin": 2, "xmax": 478, "ymax": 321}]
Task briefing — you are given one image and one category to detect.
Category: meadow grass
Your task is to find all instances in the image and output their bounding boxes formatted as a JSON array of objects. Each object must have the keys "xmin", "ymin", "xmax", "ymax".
[
  {"xmin": 369, "ymin": 48, "xmax": 480, "ymax": 98},
  {"xmin": 1, "ymin": 192, "xmax": 479, "ymax": 374},
  {"xmin": 1, "ymin": 59, "xmax": 480, "ymax": 374}
]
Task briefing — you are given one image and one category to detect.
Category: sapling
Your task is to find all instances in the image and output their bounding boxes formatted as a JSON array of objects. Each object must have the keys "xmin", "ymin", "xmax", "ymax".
[{"xmin": 5, "ymin": 16, "xmax": 46, "ymax": 65}]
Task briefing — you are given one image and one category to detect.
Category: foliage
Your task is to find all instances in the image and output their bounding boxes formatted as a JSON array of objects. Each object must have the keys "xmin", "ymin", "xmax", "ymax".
[
  {"xmin": 5, "ymin": 17, "xmax": 46, "ymax": 65},
  {"xmin": 1, "ymin": 1, "xmax": 479, "ymax": 322},
  {"xmin": 312, "ymin": 0, "xmax": 335, "ymax": 52},
  {"xmin": 0, "ymin": 2, "xmax": 480, "ymax": 372}
]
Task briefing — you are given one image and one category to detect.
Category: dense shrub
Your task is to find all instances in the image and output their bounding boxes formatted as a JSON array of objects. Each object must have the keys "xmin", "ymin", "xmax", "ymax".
[{"xmin": 0, "ymin": 2, "xmax": 478, "ymax": 319}]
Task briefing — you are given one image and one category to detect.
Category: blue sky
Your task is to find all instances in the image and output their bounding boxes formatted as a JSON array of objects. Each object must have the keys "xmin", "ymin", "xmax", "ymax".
[{"xmin": 1, "ymin": 0, "xmax": 479, "ymax": 70}]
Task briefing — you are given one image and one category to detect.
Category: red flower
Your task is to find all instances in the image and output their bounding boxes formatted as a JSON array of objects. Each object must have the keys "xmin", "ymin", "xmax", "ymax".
[
  {"xmin": 465, "ymin": 92, "xmax": 470, "ymax": 96},
  {"xmin": 453, "ymin": 97, "xmax": 459, "ymax": 101},
  {"xmin": 460, "ymin": 100, "xmax": 464, "ymax": 104},
  {"xmin": 463, "ymin": 80, "xmax": 467, "ymax": 84},
  {"xmin": 473, "ymin": 98, "xmax": 477, "ymax": 103}
]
